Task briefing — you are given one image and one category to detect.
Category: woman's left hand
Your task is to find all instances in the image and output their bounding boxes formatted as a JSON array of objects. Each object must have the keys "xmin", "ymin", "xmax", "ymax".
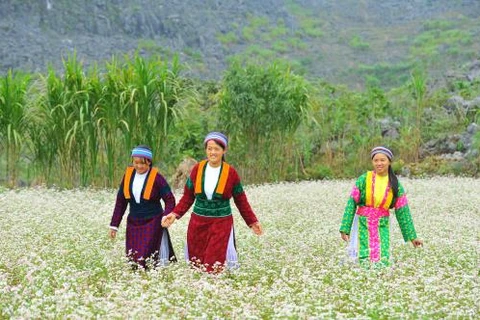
[
  {"xmin": 251, "ymin": 222, "xmax": 263, "ymax": 236},
  {"xmin": 162, "ymin": 213, "xmax": 176, "ymax": 228},
  {"xmin": 109, "ymin": 229, "xmax": 117, "ymax": 239},
  {"xmin": 411, "ymin": 239, "xmax": 423, "ymax": 247}
]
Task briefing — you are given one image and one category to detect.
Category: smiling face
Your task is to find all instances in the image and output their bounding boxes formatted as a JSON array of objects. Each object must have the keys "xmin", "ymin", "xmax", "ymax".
[
  {"xmin": 132, "ymin": 157, "xmax": 151, "ymax": 174},
  {"xmin": 372, "ymin": 153, "xmax": 391, "ymax": 176},
  {"xmin": 205, "ymin": 140, "xmax": 226, "ymax": 167}
]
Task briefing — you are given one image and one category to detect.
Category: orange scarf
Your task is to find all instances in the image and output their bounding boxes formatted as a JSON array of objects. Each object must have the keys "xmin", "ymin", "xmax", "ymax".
[
  {"xmin": 194, "ymin": 160, "xmax": 230, "ymax": 196},
  {"xmin": 123, "ymin": 166, "xmax": 158, "ymax": 200}
]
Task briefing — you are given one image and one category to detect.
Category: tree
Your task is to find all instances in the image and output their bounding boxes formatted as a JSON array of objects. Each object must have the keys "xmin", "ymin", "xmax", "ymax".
[{"xmin": 219, "ymin": 61, "xmax": 309, "ymax": 182}]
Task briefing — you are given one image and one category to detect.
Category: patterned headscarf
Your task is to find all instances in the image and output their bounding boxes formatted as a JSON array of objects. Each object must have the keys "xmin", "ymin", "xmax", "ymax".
[
  {"xmin": 370, "ymin": 146, "xmax": 393, "ymax": 161},
  {"xmin": 204, "ymin": 131, "xmax": 228, "ymax": 149},
  {"xmin": 131, "ymin": 146, "xmax": 153, "ymax": 161}
]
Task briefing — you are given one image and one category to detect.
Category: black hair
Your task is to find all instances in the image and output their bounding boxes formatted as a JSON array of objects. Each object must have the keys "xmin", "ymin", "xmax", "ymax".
[{"xmin": 388, "ymin": 165, "xmax": 399, "ymax": 207}]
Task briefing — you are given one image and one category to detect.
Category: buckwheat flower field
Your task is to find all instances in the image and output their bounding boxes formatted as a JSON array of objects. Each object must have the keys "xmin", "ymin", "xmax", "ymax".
[{"xmin": 0, "ymin": 177, "xmax": 478, "ymax": 319}]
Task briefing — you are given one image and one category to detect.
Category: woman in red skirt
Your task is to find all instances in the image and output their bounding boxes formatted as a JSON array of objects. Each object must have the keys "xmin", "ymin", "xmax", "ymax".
[
  {"xmin": 162, "ymin": 132, "xmax": 263, "ymax": 273},
  {"xmin": 109, "ymin": 145, "xmax": 176, "ymax": 269}
]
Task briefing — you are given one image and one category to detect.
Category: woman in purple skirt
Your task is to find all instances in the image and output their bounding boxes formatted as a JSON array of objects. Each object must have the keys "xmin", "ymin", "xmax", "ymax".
[{"xmin": 109, "ymin": 145, "xmax": 176, "ymax": 269}]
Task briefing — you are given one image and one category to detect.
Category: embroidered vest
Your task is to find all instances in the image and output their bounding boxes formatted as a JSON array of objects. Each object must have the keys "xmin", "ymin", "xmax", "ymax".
[
  {"xmin": 193, "ymin": 160, "xmax": 232, "ymax": 217},
  {"xmin": 123, "ymin": 166, "xmax": 159, "ymax": 200}
]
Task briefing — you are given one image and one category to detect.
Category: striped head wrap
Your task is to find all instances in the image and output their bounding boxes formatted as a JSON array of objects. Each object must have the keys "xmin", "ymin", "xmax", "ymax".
[
  {"xmin": 131, "ymin": 146, "xmax": 153, "ymax": 160},
  {"xmin": 371, "ymin": 146, "xmax": 393, "ymax": 161},
  {"xmin": 204, "ymin": 131, "xmax": 228, "ymax": 148}
]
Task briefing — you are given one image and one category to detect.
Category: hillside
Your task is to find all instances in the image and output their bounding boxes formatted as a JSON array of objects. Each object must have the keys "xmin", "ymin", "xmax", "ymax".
[{"xmin": 1, "ymin": 0, "xmax": 480, "ymax": 88}]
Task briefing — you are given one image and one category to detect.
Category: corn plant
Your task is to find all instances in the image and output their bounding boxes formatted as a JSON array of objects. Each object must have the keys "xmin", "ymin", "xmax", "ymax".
[
  {"xmin": 31, "ymin": 54, "xmax": 96, "ymax": 187},
  {"xmin": 95, "ymin": 57, "xmax": 131, "ymax": 185},
  {"xmin": 0, "ymin": 71, "xmax": 30, "ymax": 186},
  {"xmin": 407, "ymin": 69, "xmax": 428, "ymax": 162},
  {"xmin": 63, "ymin": 54, "xmax": 100, "ymax": 186},
  {"xmin": 102, "ymin": 54, "xmax": 187, "ymax": 176}
]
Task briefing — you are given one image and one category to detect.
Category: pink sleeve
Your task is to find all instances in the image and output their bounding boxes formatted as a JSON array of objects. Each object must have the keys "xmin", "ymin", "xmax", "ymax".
[{"xmin": 350, "ymin": 186, "xmax": 361, "ymax": 203}]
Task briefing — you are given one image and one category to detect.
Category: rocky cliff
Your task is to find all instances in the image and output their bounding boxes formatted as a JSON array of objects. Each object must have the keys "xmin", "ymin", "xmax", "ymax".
[{"xmin": 1, "ymin": 0, "xmax": 479, "ymax": 86}]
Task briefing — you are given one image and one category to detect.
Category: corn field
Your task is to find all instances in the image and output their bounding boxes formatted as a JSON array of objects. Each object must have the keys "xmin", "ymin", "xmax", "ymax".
[{"xmin": 1, "ymin": 54, "xmax": 479, "ymax": 188}]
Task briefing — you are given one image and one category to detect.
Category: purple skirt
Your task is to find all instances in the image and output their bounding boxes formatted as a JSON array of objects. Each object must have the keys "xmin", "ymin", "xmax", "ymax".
[{"xmin": 126, "ymin": 214, "xmax": 176, "ymax": 268}]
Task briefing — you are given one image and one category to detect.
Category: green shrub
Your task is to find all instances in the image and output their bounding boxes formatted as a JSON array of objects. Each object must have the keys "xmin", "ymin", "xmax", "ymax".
[{"xmin": 349, "ymin": 35, "xmax": 370, "ymax": 50}]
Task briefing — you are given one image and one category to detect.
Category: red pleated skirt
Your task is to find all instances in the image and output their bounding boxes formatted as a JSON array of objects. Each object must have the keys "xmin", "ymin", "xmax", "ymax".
[{"xmin": 187, "ymin": 213, "xmax": 233, "ymax": 272}]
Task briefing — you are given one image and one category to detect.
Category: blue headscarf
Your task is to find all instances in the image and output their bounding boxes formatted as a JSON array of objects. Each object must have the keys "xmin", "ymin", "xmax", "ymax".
[
  {"xmin": 131, "ymin": 146, "xmax": 153, "ymax": 160},
  {"xmin": 370, "ymin": 146, "xmax": 393, "ymax": 161},
  {"xmin": 204, "ymin": 132, "xmax": 228, "ymax": 149}
]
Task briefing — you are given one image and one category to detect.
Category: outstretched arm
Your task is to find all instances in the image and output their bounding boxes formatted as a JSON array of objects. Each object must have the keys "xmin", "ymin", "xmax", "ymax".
[
  {"xmin": 394, "ymin": 183, "xmax": 420, "ymax": 244},
  {"xmin": 109, "ymin": 182, "xmax": 128, "ymax": 237},
  {"xmin": 230, "ymin": 169, "xmax": 261, "ymax": 235},
  {"xmin": 162, "ymin": 176, "xmax": 196, "ymax": 228},
  {"xmin": 339, "ymin": 184, "xmax": 362, "ymax": 237}
]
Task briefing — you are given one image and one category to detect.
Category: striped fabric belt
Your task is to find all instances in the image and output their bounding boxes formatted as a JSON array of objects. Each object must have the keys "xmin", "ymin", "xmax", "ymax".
[
  {"xmin": 356, "ymin": 206, "xmax": 390, "ymax": 219},
  {"xmin": 193, "ymin": 198, "xmax": 232, "ymax": 217}
]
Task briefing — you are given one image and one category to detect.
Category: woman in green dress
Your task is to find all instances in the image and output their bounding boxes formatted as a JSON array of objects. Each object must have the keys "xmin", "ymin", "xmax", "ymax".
[{"xmin": 339, "ymin": 146, "xmax": 422, "ymax": 267}]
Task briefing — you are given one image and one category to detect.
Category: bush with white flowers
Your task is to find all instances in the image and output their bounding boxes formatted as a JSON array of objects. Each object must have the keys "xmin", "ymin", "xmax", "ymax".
[{"xmin": 0, "ymin": 177, "xmax": 477, "ymax": 318}]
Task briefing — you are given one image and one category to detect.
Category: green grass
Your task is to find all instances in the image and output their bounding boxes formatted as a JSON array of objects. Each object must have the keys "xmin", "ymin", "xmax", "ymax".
[
  {"xmin": 217, "ymin": 31, "xmax": 238, "ymax": 45},
  {"xmin": 349, "ymin": 35, "xmax": 370, "ymax": 50}
]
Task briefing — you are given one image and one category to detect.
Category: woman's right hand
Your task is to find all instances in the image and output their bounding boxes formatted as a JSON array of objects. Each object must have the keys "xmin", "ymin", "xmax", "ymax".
[
  {"xmin": 340, "ymin": 232, "xmax": 350, "ymax": 242},
  {"xmin": 109, "ymin": 229, "xmax": 117, "ymax": 239},
  {"xmin": 251, "ymin": 222, "xmax": 263, "ymax": 235},
  {"xmin": 411, "ymin": 239, "xmax": 423, "ymax": 247},
  {"xmin": 162, "ymin": 213, "xmax": 177, "ymax": 228}
]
